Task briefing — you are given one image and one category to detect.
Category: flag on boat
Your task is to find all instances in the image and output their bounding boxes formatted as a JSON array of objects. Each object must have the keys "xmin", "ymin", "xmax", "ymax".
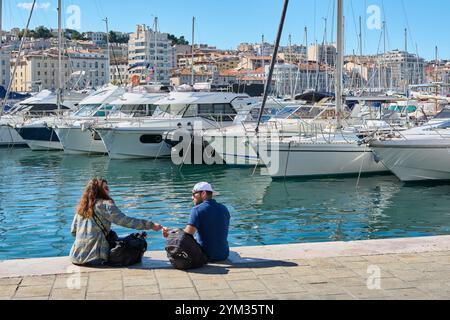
[{"xmin": 128, "ymin": 61, "xmax": 151, "ymax": 71}]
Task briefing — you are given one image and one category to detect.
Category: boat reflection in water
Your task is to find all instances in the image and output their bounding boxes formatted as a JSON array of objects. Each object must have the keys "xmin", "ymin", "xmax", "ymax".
[{"xmin": 255, "ymin": 176, "xmax": 450, "ymax": 246}]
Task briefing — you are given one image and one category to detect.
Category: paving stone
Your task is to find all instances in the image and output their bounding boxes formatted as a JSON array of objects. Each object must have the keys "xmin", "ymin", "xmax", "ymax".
[
  {"xmin": 0, "ymin": 278, "xmax": 22, "ymax": 286},
  {"xmin": 408, "ymin": 280, "xmax": 450, "ymax": 293},
  {"xmin": 290, "ymin": 259, "xmax": 311, "ymax": 266},
  {"xmin": 0, "ymin": 285, "xmax": 18, "ymax": 299},
  {"xmin": 20, "ymin": 275, "xmax": 55, "ymax": 287},
  {"xmin": 350, "ymin": 267, "xmax": 395, "ymax": 279},
  {"xmin": 160, "ymin": 288, "xmax": 199, "ymax": 300},
  {"xmin": 251, "ymin": 267, "xmax": 287, "ymax": 276},
  {"xmin": 13, "ymin": 296, "xmax": 49, "ymax": 300},
  {"xmin": 14, "ymin": 285, "xmax": 52, "ymax": 299},
  {"xmin": 363, "ymin": 255, "xmax": 401, "ymax": 264},
  {"xmin": 222, "ymin": 271, "xmax": 258, "ymax": 281},
  {"xmin": 154, "ymin": 269, "xmax": 189, "ymax": 278},
  {"xmin": 88, "ymin": 272, "xmax": 122, "ymax": 282},
  {"xmin": 125, "ymin": 293, "xmax": 162, "ymax": 300},
  {"xmin": 386, "ymin": 288, "xmax": 433, "ymax": 300},
  {"xmin": 308, "ymin": 258, "xmax": 345, "ymax": 269},
  {"xmin": 334, "ymin": 256, "xmax": 368, "ymax": 263},
  {"xmin": 227, "ymin": 279, "xmax": 268, "ymax": 293},
  {"xmin": 188, "ymin": 273, "xmax": 225, "ymax": 281},
  {"xmin": 158, "ymin": 277, "xmax": 194, "ymax": 290},
  {"xmin": 339, "ymin": 261, "xmax": 371, "ymax": 270},
  {"xmin": 397, "ymin": 254, "xmax": 430, "ymax": 264},
  {"xmin": 330, "ymin": 277, "xmax": 367, "ymax": 287},
  {"xmin": 53, "ymin": 275, "xmax": 88, "ymax": 289},
  {"xmin": 418, "ymin": 251, "xmax": 450, "ymax": 257},
  {"xmin": 257, "ymin": 273, "xmax": 295, "ymax": 282},
  {"xmin": 343, "ymin": 286, "xmax": 391, "ymax": 300},
  {"xmin": 388, "ymin": 270, "xmax": 426, "ymax": 282},
  {"xmin": 275, "ymin": 293, "xmax": 319, "ymax": 300},
  {"xmin": 302, "ymin": 283, "xmax": 347, "ymax": 296},
  {"xmin": 290, "ymin": 275, "xmax": 330, "ymax": 285},
  {"xmin": 235, "ymin": 291, "xmax": 276, "ymax": 300},
  {"xmin": 283, "ymin": 266, "xmax": 322, "ymax": 277},
  {"xmin": 262, "ymin": 280, "xmax": 306, "ymax": 294},
  {"xmin": 193, "ymin": 279, "xmax": 230, "ymax": 291},
  {"xmin": 121, "ymin": 269, "xmax": 155, "ymax": 277},
  {"xmin": 377, "ymin": 278, "xmax": 414, "ymax": 290},
  {"xmin": 87, "ymin": 280, "xmax": 123, "ymax": 293},
  {"xmin": 407, "ymin": 263, "xmax": 450, "ymax": 273},
  {"xmin": 123, "ymin": 276, "xmax": 157, "ymax": 287},
  {"xmin": 50, "ymin": 288, "xmax": 86, "ymax": 300},
  {"xmin": 198, "ymin": 289, "xmax": 237, "ymax": 300},
  {"xmin": 422, "ymin": 271, "xmax": 450, "ymax": 281},
  {"xmin": 318, "ymin": 268, "xmax": 359, "ymax": 279},
  {"xmin": 86, "ymin": 291, "xmax": 123, "ymax": 300},
  {"xmin": 123, "ymin": 285, "xmax": 159, "ymax": 296},
  {"xmin": 428, "ymin": 256, "xmax": 450, "ymax": 265}
]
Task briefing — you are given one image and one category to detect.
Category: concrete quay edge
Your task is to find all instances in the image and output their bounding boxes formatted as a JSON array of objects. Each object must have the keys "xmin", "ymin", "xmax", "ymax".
[{"xmin": 1, "ymin": 235, "xmax": 450, "ymax": 279}]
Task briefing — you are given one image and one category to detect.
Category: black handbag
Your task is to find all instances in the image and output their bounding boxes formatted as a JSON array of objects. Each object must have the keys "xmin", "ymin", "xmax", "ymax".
[{"xmin": 92, "ymin": 212, "xmax": 148, "ymax": 267}]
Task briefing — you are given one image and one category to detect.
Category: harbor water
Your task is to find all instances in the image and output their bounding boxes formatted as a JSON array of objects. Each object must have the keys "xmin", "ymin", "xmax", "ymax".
[{"xmin": 1, "ymin": 149, "xmax": 450, "ymax": 261}]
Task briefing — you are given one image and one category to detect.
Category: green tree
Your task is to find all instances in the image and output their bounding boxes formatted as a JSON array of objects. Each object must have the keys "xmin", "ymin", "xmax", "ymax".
[
  {"xmin": 108, "ymin": 31, "xmax": 129, "ymax": 44},
  {"xmin": 168, "ymin": 34, "xmax": 189, "ymax": 46},
  {"xmin": 34, "ymin": 26, "xmax": 52, "ymax": 39}
]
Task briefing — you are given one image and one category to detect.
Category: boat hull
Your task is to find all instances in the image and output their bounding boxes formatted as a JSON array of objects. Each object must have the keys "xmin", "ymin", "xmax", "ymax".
[
  {"xmin": 202, "ymin": 133, "xmax": 260, "ymax": 166},
  {"xmin": 16, "ymin": 126, "xmax": 63, "ymax": 151},
  {"xmin": 54, "ymin": 127, "xmax": 107, "ymax": 155},
  {"xmin": 96, "ymin": 128, "xmax": 172, "ymax": 160},
  {"xmin": 371, "ymin": 140, "xmax": 450, "ymax": 182},
  {"xmin": 0, "ymin": 125, "xmax": 28, "ymax": 148},
  {"xmin": 256, "ymin": 141, "xmax": 388, "ymax": 178}
]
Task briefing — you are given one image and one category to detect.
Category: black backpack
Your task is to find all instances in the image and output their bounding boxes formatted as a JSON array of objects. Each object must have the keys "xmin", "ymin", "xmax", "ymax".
[
  {"xmin": 165, "ymin": 229, "xmax": 208, "ymax": 270},
  {"xmin": 92, "ymin": 212, "xmax": 148, "ymax": 267}
]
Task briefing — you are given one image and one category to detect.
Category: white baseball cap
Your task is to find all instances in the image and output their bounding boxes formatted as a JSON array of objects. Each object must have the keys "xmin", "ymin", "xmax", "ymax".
[{"xmin": 192, "ymin": 182, "xmax": 215, "ymax": 193}]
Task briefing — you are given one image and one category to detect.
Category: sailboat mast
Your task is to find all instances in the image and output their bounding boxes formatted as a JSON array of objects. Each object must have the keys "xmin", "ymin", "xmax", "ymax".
[
  {"xmin": 335, "ymin": 0, "xmax": 344, "ymax": 129},
  {"xmin": 191, "ymin": 16, "xmax": 195, "ymax": 86},
  {"xmin": 305, "ymin": 26, "xmax": 309, "ymax": 91},
  {"xmin": 0, "ymin": 0, "xmax": 3, "ymax": 48},
  {"xmin": 255, "ymin": 0, "xmax": 289, "ymax": 133},
  {"xmin": 57, "ymin": 0, "xmax": 62, "ymax": 114},
  {"xmin": 103, "ymin": 17, "xmax": 111, "ymax": 85}
]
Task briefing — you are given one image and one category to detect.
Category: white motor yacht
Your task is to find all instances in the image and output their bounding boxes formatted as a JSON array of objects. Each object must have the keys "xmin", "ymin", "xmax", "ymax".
[
  {"xmin": 370, "ymin": 120, "xmax": 450, "ymax": 182},
  {"xmin": 95, "ymin": 91, "xmax": 258, "ymax": 160},
  {"xmin": 53, "ymin": 90, "xmax": 166, "ymax": 155},
  {"xmin": 15, "ymin": 86, "xmax": 116, "ymax": 151}
]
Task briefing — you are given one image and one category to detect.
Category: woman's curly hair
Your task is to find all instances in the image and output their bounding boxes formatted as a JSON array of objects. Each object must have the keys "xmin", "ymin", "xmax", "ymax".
[{"xmin": 76, "ymin": 178, "xmax": 113, "ymax": 219}]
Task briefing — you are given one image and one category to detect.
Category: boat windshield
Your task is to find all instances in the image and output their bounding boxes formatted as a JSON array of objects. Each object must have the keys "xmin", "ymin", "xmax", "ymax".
[
  {"xmin": 73, "ymin": 104, "xmax": 102, "ymax": 117},
  {"xmin": 152, "ymin": 104, "xmax": 188, "ymax": 118},
  {"xmin": 273, "ymin": 106, "xmax": 302, "ymax": 119},
  {"xmin": 108, "ymin": 104, "xmax": 157, "ymax": 118}
]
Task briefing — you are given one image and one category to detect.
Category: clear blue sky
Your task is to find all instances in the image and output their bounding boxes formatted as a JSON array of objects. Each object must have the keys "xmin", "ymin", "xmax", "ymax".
[{"xmin": 3, "ymin": 0, "xmax": 449, "ymax": 60}]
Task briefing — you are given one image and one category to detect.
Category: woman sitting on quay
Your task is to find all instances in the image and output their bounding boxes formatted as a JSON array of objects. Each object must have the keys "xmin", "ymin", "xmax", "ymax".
[{"xmin": 70, "ymin": 178, "xmax": 162, "ymax": 266}]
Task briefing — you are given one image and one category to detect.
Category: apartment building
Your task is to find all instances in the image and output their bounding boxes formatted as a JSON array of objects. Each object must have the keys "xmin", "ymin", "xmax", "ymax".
[
  {"xmin": 128, "ymin": 24, "xmax": 175, "ymax": 85},
  {"xmin": 308, "ymin": 44, "xmax": 337, "ymax": 66},
  {"xmin": 11, "ymin": 48, "xmax": 109, "ymax": 92},
  {"xmin": 0, "ymin": 50, "xmax": 11, "ymax": 87},
  {"xmin": 379, "ymin": 50, "xmax": 425, "ymax": 89}
]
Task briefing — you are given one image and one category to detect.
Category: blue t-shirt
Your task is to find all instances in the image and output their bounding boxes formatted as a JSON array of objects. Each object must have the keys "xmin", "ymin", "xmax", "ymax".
[{"xmin": 188, "ymin": 199, "xmax": 230, "ymax": 262}]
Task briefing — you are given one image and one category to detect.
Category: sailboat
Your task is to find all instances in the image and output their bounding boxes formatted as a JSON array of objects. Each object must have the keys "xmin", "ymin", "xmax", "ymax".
[{"xmin": 251, "ymin": 0, "xmax": 389, "ymax": 178}]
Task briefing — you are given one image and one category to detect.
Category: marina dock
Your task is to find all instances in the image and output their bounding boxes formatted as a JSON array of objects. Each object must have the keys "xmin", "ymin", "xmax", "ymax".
[{"xmin": 1, "ymin": 235, "xmax": 450, "ymax": 300}]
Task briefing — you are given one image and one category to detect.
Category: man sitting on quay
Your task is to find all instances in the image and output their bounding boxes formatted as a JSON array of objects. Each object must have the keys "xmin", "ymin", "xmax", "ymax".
[{"xmin": 163, "ymin": 182, "xmax": 230, "ymax": 262}]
